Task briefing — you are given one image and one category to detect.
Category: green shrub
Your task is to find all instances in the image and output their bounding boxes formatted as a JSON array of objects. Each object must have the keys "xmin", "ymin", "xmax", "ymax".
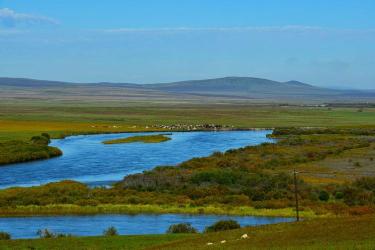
[
  {"xmin": 190, "ymin": 170, "xmax": 238, "ymax": 185},
  {"xmin": 103, "ymin": 226, "xmax": 118, "ymax": 236},
  {"xmin": 204, "ymin": 220, "xmax": 240, "ymax": 233},
  {"xmin": 30, "ymin": 135, "xmax": 50, "ymax": 145},
  {"xmin": 37, "ymin": 229, "xmax": 55, "ymax": 238},
  {"xmin": 335, "ymin": 192, "xmax": 344, "ymax": 199},
  {"xmin": 167, "ymin": 223, "xmax": 197, "ymax": 234},
  {"xmin": 319, "ymin": 190, "xmax": 330, "ymax": 201},
  {"xmin": 0, "ymin": 232, "xmax": 11, "ymax": 240},
  {"xmin": 41, "ymin": 133, "xmax": 51, "ymax": 141},
  {"xmin": 354, "ymin": 162, "xmax": 362, "ymax": 168},
  {"xmin": 36, "ymin": 229, "xmax": 71, "ymax": 238}
]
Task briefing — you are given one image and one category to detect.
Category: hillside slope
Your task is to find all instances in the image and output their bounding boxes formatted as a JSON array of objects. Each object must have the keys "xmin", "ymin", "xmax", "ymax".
[
  {"xmin": 0, "ymin": 76, "xmax": 374, "ymax": 103},
  {"xmin": 144, "ymin": 77, "xmax": 332, "ymax": 97}
]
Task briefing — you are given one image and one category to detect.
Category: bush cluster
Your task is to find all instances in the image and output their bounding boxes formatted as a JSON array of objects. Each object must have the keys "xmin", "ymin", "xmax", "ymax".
[
  {"xmin": 167, "ymin": 223, "xmax": 197, "ymax": 234},
  {"xmin": 103, "ymin": 226, "xmax": 118, "ymax": 236},
  {"xmin": 204, "ymin": 220, "xmax": 241, "ymax": 233},
  {"xmin": 0, "ymin": 232, "xmax": 11, "ymax": 240}
]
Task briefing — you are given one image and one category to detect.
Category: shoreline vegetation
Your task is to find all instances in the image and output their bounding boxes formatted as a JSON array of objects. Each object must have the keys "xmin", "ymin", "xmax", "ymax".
[
  {"xmin": 0, "ymin": 204, "xmax": 317, "ymax": 218},
  {"xmin": 2, "ymin": 216, "xmax": 375, "ymax": 249},
  {"xmin": 0, "ymin": 133, "xmax": 62, "ymax": 166},
  {"xmin": 1, "ymin": 104, "xmax": 375, "ymax": 166},
  {"xmin": 0, "ymin": 127, "xmax": 375, "ymax": 217},
  {"xmin": 0, "ymin": 124, "xmax": 265, "ymax": 166},
  {"xmin": 102, "ymin": 134, "xmax": 172, "ymax": 144}
]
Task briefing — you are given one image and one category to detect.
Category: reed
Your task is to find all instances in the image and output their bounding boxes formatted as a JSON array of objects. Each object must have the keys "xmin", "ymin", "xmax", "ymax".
[{"xmin": 0, "ymin": 204, "xmax": 320, "ymax": 218}]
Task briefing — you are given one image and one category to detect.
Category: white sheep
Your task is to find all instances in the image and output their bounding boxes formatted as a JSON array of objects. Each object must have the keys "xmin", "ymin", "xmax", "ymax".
[
  {"xmin": 241, "ymin": 233, "xmax": 248, "ymax": 239},
  {"xmin": 207, "ymin": 242, "xmax": 213, "ymax": 246},
  {"xmin": 220, "ymin": 240, "xmax": 226, "ymax": 244}
]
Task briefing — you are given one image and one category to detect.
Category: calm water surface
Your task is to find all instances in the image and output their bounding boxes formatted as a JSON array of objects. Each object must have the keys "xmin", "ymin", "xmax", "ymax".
[
  {"xmin": 0, "ymin": 214, "xmax": 293, "ymax": 239},
  {"xmin": 0, "ymin": 131, "xmax": 273, "ymax": 188}
]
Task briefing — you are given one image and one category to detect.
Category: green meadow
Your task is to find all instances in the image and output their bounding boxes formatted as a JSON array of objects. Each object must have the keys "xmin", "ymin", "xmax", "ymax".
[
  {"xmin": 1, "ymin": 216, "xmax": 374, "ymax": 250},
  {"xmin": 1, "ymin": 102, "xmax": 375, "ymax": 249},
  {"xmin": 1, "ymin": 103, "xmax": 375, "ymax": 143}
]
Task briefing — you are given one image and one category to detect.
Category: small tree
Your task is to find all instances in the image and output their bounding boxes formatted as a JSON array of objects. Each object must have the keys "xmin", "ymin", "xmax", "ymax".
[
  {"xmin": 335, "ymin": 191, "xmax": 344, "ymax": 200},
  {"xmin": 204, "ymin": 220, "xmax": 240, "ymax": 233},
  {"xmin": 36, "ymin": 229, "xmax": 71, "ymax": 238},
  {"xmin": 319, "ymin": 190, "xmax": 330, "ymax": 201},
  {"xmin": 0, "ymin": 232, "xmax": 11, "ymax": 240},
  {"xmin": 167, "ymin": 223, "xmax": 197, "ymax": 234},
  {"xmin": 103, "ymin": 226, "xmax": 118, "ymax": 236},
  {"xmin": 31, "ymin": 135, "xmax": 50, "ymax": 145},
  {"xmin": 37, "ymin": 229, "xmax": 55, "ymax": 238},
  {"xmin": 41, "ymin": 133, "xmax": 51, "ymax": 141}
]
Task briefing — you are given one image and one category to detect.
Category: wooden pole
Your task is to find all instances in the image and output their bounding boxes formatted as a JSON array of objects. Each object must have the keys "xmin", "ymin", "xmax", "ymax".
[{"xmin": 293, "ymin": 169, "xmax": 300, "ymax": 222}]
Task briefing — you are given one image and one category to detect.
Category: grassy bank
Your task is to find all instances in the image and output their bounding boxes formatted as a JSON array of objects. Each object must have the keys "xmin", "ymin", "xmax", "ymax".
[
  {"xmin": 103, "ymin": 134, "xmax": 171, "ymax": 144},
  {"xmin": 0, "ymin": 134, "xmax": 62, "ymax": 166},
  {"xmin": 0, "ymin": 204, "xmax": 317, "ymax": 218},
  {"xmin": 0, "ymin": 234, "xmax": 193, "ymax": 250},
  {"xmin": 1, "ymin": 128, "xmax": 375, "ymax": 217},
  {"xmin": 1, "ymin": 216, "xmax": 374, "ymax": 249},
  {"xmin": 153, "ymin": 216, "xmax": 375, "ymax": 250}
]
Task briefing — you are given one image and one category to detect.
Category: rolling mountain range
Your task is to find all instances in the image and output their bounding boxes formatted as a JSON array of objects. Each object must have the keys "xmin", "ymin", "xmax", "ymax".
[{"xmin": 0, "ymin": 76, "xmax": 374, "ymax": 103}]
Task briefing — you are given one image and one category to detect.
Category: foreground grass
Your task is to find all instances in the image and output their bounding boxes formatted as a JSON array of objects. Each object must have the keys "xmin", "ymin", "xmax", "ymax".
[
  {"xmin": 103, "ymin": 134, "xmax": 171, "ymax": 144},
  {"xmin": 0, "ymin": 204, "xmax": 317, "ymax": 218},
  {"xmin": 152, "ymin": 216, "xmax": 375, "ymax": 250},
  {"xmin": 2, "ymin": 216, "xmax": 374, "ymax": 250},
  {"xmin": 0, "ymin": 234, "xmax": 193, "ymax": 250}
]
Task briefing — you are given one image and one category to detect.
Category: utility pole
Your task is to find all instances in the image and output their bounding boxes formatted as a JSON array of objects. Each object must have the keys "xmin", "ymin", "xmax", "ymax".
[{"xmin": 293, "ymin": 169, "xmax": 300, "ymax": 222}]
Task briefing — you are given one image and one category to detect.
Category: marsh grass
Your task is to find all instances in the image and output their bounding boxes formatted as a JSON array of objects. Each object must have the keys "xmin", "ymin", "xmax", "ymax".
[
  {"xmin": 102, "ymin": 134, "xmax": 171, "ymax": 144},
  {"xmin": 0, "ymin": 204, "xmax": 319, "ymax": 218}
]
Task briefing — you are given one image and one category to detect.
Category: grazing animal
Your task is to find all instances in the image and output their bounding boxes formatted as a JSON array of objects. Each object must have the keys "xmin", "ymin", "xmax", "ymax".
[
  {"xmin": 241, "ymin": 234, "xmax": 248, "ymax": 239},
  {"xmin": 207, "ymin": 242, "xmax": 213, "ymax": 246},
  {"xmin": 221, "ymin": 240, "xmax": 226, "ymax": 244}
]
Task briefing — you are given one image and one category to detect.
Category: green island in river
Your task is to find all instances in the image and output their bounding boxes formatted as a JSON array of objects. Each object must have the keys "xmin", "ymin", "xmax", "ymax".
[{"xmin": 102, "ymin": 134, "xmax": 171, "ymax": 144}]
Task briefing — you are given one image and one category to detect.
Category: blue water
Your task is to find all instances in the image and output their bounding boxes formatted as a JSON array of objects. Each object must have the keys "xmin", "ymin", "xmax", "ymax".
[
  {"xmin": 0, "ymin": 214, "xmax": 293, "ymax": 239},
  {"xmin": 0, "ymin": 130, "xmax": 273, "ymax": 189}
]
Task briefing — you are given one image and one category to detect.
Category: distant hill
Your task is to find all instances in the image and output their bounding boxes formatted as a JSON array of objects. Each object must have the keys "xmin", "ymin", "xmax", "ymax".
[
  {"xmin": 142, "ymin": 77, "xmax": 337, "ymax": 98},
  {"xmin": 0, "ymin": 76, "xmax": 374, "ymax": 103},
  {"xmin": 0, "ymin": 77, "xmax": 72, "ymax": 88}
]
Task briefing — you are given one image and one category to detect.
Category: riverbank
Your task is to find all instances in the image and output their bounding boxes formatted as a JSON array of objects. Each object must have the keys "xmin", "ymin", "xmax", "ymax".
[
  {"xmin": 0, "ymin": 204, "xmax": 319, "ymax": 218},
  {"xmin": 0, "ymin": 125, "xmax": 268, "ymax": 166},
  {"xmin": 1, "ymin": 128, "xmax": 375, "ymax": 219},
  {"xmin": 2, "ymin": 216, "xmax": 374, "ymax": 250},
  {"xmin": 2, "ymin": 103, "xmax": 374, "ymax": 166},
  {"xmin": 0, "ymin": 135, "xmax": 62, "ymax": 166}
]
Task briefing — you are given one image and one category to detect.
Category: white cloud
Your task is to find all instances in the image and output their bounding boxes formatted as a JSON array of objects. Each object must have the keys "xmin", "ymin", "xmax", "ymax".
[{"xmin": 0, "ymin": 8, "xmax": 59, "ymax": 27}]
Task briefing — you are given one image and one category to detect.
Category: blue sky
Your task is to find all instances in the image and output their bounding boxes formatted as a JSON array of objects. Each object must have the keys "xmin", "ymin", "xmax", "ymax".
[{"xmin": 0, "ymin": 0, "xmax": 374, "ymax": 88}]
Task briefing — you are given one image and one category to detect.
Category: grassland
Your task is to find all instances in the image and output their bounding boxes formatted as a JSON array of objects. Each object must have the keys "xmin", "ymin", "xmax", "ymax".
[
  {"xmin": 1, "ymin": 102, "xmax": 375, "ymax": 248},
  {"xmin": 1, "ymin": 216, "xmax": 374, "ymax": 250},
  {"xmin": 1, "ymin": 103, "xmax": 375, "ymax": 142},
  {"xmin": 1, "ymin": 128, "xmax": 375, "ymax": 218},
  {"xmin": 103, "ymin": 134, "xmax": 171, "ymax": 144},
  {"xmin": 153, "ymin": 216, "xmax": 375, "ymax": 250},
  {"xmin": 3, "ymin": 102, "xmax": 374, "ymax": 165},
  {"xmin": 0, "ymin": 204, "xmax": 317, "ymax": 218},
  {"xmin": 0, "ymin": 234, "xmax": 192, "ymax": 250}
]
